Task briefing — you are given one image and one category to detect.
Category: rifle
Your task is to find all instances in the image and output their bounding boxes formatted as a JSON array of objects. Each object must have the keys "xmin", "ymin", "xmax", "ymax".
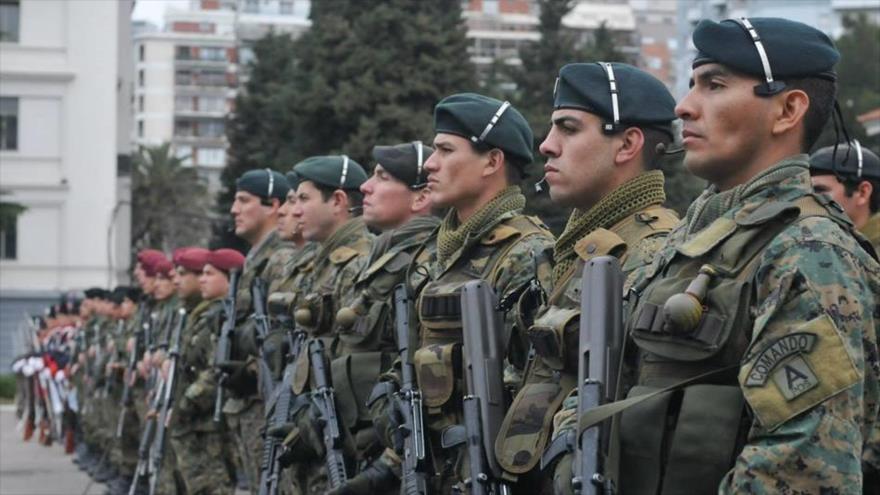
[
  {"xmin": 104, "ymin": 319, "xmax": 125, "ymax": 396},
  {"xmin": 257, "ymin": 292, "xmax": 307, "ymax": 495},
  {"xmin": 391, "ymin": 284, "xmax": 429, "ymax": 495},
  {"xmin": 539, "ymin": 256, "xmax": 623, "ymax": 495},
  {"xmin": 148, "ymin": 308, "xmax": 187, "ymax": 495},
  {"xmin": 440, "ymin": 280, "xmax": 510, "ymax": 495},
  {"xmin": 130, "ymin": 374, "xmax": 164, "ymax": 495},
  {"xmin": 213, "ymin": 269, "xmax": 240, "ymax": 422},
  {"xmin": 118, "ymin": 305, "xmax": 148, "ymax": 439},
  {"xmin": 250, "ymin": 277, "xmax": 276, "ymax": 405},
  {"xmin": 307, "ymin": 338, "xmax": 348, "ymax": 488}
]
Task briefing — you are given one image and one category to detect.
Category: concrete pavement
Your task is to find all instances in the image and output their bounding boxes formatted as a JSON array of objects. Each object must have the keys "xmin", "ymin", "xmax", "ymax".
[{"xmin": 0, "ymin": 404, "xmax": 104, "ymax": 495}]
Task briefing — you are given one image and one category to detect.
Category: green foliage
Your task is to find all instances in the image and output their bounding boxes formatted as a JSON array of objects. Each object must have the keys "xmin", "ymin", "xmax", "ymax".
[
  {"xmin": 0, "ymin": 374, "xmax": 15, "ymax": 399},
  {"xmin": 132, "ymin": 143, "xmax": 213, "ymax": 251},
  {"xmin": 217, "ymin": 0, "xmax": 476, "ymax": 245},
  {"xmin": 507, "ymin": 0, "xmax": 631, "ymax": 234},
  {"xmin": 815, "ymin": 14, "xmax": 880, "ymax": 155}
]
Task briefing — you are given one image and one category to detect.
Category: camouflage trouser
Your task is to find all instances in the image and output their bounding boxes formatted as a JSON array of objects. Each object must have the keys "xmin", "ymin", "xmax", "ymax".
[
  {"xmin": 170, "ymin": 430, "xmax": 235, "ymax": 495},
  {"xmin": 224, "ymin": 401, "xmax": 264, "ymax": 495},
  {"xmin": 155, "ymin": 440, "xmax": 181, "ymax": 495}
]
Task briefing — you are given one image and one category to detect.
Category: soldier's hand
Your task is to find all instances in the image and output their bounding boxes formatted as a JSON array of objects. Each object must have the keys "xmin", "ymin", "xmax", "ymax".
[{"xmin": 145, "ymin": 409, "xmax": 158, "ymax": 421}]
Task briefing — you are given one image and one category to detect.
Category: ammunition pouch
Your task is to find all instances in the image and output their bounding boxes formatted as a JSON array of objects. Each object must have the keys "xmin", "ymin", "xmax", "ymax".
[
  {"xmin": 330, "ymin": 351, "xmax": 392, "ymax": 429},
  {"xmin": 413, "ymin": 343, "xmax": 461, "ymax": 415}
]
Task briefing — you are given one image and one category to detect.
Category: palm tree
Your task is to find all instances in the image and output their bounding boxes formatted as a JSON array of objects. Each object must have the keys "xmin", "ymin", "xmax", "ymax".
[{"xmin": 132, "ymin": 143, "xmax": 215, "ymax": 251}]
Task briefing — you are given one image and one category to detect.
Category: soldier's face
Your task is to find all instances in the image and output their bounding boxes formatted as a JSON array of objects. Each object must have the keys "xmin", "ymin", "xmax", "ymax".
[
  {"xmin": 120, "ymin": 299, "xmax": 136, "ymax": 319},
  {"xmin": 425, "ymin": 133, "xmax": 485, "ymax": 209},
  {"xmin": 361, "ymin": 164, "xmax": 417, "ymax": 230},
  {"xmin": 293, "ymin": 181, "xmax": 337, "ymax": 242},
  {"xmin": 676, "ymin": 63, "xmax": 774, "ymax": 189},
  {"xmin": 811, "ymin": 174, "xmax": 867, "ymax": 224},
  {"xmin": 277, "ymin": 190, "xmax": 302, "ymax": 242},
  {"xmin": 200, "ymin": 264, "xmax": 229, "ymax": 300},
  {"xmin": 540, "ymin": 109, "xmax": 617, "ymax": 209},
  {"xmin": 175, "ymin": 267, "xmax": 201, "ymax": 298},
  {"xmin": 153, "ymin": 275, "xmax": 175, "ymax": 300},
  {"xmin": 231, "ymin": 191, "xmax": 271, "ymax": 241}
]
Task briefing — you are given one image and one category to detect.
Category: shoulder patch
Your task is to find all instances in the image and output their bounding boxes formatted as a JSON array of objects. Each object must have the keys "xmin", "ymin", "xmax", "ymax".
[
  {"xmin": 329, "ymin": 246, "xmax": 359, "ymax": 265},
  {"xmin": 362, "ymin": 250, "xmax": 411, "ymax": 279},
  {"xmin": 678, "ymin": 217, "xmax": 738, "ymax": 258},
  {"xmin": 481, "ymin": 224, "xmax": 521, "ymax": 246},
  {"xmin": 738, "ymin": 314, "xmax": 860, "ymax": 431},
  {"xmin": 574, "ymin": 228, "xmax": 626, "ymax": 261}
]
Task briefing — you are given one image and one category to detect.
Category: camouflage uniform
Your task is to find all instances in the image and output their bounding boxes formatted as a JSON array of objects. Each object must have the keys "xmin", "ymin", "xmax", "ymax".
[
  {"xmin": 617, "ymin": 157, "xmax": 880, "ymax": 493},
  {"xmin": 862, "ymin": 212, "xmax": 880, "ymax": 254},
  {"xmin": 332, "ymin": 215, "xmax": 440, "ymax": 473},
  {"xmin": 222, "ymin": 229, "xmax": 289, "ymax": 495},
  {"xmin": 376, "ymin": 187, "xmax": 554, "ymax": 493},
  {"xmin": 285, "ymin": 217, "xmax": 374, "ymax": 494},
  {"xmin": 495, "ymin": 171, "xmax": 678, "ymax": 488},
  {"xmin": 169, "ymin": 298, "xmax": 235, "ymax": 495}
]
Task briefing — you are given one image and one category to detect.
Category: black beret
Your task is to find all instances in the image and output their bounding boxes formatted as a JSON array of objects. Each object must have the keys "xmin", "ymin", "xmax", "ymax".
[
  {"xmin": 293, "ymin": 155, "xmax": 368, "ymax": 191},
  {"xmin": 372, "ymin": 142, "xmax": 434, "ymax": 189},
  {"xmin": 693, "ymin": 17, "xmax": 839, "ymax": 93},
  {"xmin": 236, "ymin": 169, "xmax": 290, "ymax": 201},
  {"xmin": 110, "ymin": 287, "xmax": 129, "ymax": 305},
  {"xmin": 434, "ymin": 93, "xmax": 533, "ymax": 166},
  {"xmin": 554, "ymin": 62, "xmax": 676, "ymax": 133},
  {"xmin": 285, "ymin": 170, "xmax": 302, "ymax": 192},
  {"xmin": 84, "ymin": 287, "xmax": 104, "ymax": 299},
  {"xmin": 810, "ymin": 142, "xmax": 880, "ymax": 181}
]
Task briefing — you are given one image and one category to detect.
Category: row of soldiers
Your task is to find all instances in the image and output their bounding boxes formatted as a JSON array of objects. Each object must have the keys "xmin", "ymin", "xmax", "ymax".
[{"xmin": 18, "ymin": 16, "xmax": 880, "ymax": 495}]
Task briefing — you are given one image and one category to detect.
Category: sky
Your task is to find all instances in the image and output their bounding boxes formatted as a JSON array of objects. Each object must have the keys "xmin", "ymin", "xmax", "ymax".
[{"xmin": 131, "ymin": 0, "xmax": 190, "ymax": 29}]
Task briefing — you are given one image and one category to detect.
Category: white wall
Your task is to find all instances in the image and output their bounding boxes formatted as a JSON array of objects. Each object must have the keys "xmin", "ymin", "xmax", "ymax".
[{"xmin": 0, "ymin": 0, "xmax": 132, "ymax": 292}]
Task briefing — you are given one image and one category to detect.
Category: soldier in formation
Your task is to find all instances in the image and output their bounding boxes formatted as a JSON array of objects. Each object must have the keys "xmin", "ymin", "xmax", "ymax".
[{"xmin": 12, "ymin": 14, "xmax": 879, "ymax": 495}]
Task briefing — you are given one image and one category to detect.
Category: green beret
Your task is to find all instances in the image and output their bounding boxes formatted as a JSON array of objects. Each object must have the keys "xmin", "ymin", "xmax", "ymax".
[
  {"xmin": 810, "ymin": 141, "xmax": 880, "ymax": 181},
  {"xmin": 554, "ymin": 62, "xmax": 676, "ymax": 134},
  {"xmin": 693, "ymin": 17, "xmax": 839, "ymax": 96},
  {"xmin": 372, "ymin": 142, "xmax": 433, "ymax": 189},
  {"xmin": 236, "ymin": 169, "xmax": 290, "ymax": 201},
  {"xmin": 293, "ymin": 155, "xmax": 368, "ymax": 191},
  {"xmin": 285, "ymin": 170, "xmax": 302, "ymax": 192},
  {"xmin": 434, "ymin": 93, "xmax": 533, "ymax": 166}
]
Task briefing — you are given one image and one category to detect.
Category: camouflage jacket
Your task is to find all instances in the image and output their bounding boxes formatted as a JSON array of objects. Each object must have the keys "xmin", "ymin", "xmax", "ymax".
[
  {"xmin": 292, "ymin": 217, "xmax": 374, "ymax": 343},
  {"xmin": 170, "ymin": 298, "xmax": 224, "ymax": 436},
  {"xmin": 495, "ymin": 197, "xmax": 678, "ymax": 476},
  {"xmin": 625, "ymin": 156, "xmax": 880, "ymax": 493},
  {"xmin": 236, "ymin": 229, "xmax": 290, "ymax": 318},
  {"xmin": 862, "ymin": 212, "xmax": 880, "ymax": 254}
]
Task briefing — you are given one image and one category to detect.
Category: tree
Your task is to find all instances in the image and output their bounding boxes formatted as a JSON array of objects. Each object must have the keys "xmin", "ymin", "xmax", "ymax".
[
  {"xmin": 508, "ymin": 1, "xmax": 629, "ymax": 234},
  {"xmin": 132, "ymin": 143, "xmax": 213, "ymax": 252},
  {"xmin": 216, "ymin": 0, "xmax": 476, "ymax": 246},
  {"xmin": 814, "ymin": 14, "xmax": 880, "ymax": 154}
]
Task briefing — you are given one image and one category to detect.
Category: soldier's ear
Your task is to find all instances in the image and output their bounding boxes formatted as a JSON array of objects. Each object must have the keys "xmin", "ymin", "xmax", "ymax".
[
  {"xmin": 481, "ymin": 148, "xmax": 505, "ymax": 178},
  {"xmin": 614, "ymin": 126, "xmax": 644, "ymax": 166}
]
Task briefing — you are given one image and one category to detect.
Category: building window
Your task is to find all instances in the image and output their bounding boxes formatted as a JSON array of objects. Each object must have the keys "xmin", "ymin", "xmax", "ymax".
[
  {"xmin": 175, "ymin": 70, "xmax": 193, "ymax": 86},
  {"xmin": 197, "ymin": 147, "xmax": 225, "ymax": 167},
  {"xmin": 138, "ymin": 69, "xmax": 145, "ymax": 87},
  {"xmin": 201, "ymin": 120, "xmax": 225, "ymax": 138},
  {"xmin": 0, "ymin": 218, "xmax": 16, "ymax": 260},
  {"xmin": 138, "ymin": 95, "xmax": 144, "ymax": 112},
  {"xmin": 0, "ymin": 0, "xmax": 20, "ymax": 42},
  {"xmin": 200, "ymin": 46, "xmax": 225, "ymax": 61},
  {"xmin": 139, "ymin": 44, "xmax": 145, "ymax": 61},
  {"xmin": 200, "ymin": 96, "xmax": 225, "ymax": 112},
  {"xmin": 280, "ymin": 0, "xmax": 293, "ymax": 14},
  {"xmin": 174, "ymin": 120, "xmax": 194, "ymax": 137},
  {"xmin": 0, "ymin": 96, "xmax": 18, "ymax": 150},
  {"xmin": 483, "ymin": 0, "xmax": 498, "ymax": 15},
  {"xmin": 244, "ymin": 0, "xmax": 258, "ymax": 13},
  {"xmin": 199, "ymin": 71, "xmax": 227, "ymax": 87},
  {"xmin": 176, "ymin": 45, "xmax": 192, "ymax": 60},
  {"xmin": 175, "ymin": 95, "xmax": 195, "ymax": 110},
  {"xmin": 138, "ymin": 120, "xmax": 144, "ymax": 137}
]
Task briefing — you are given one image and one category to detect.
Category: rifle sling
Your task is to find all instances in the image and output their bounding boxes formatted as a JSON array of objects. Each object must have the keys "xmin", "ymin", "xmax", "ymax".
[{"xmin": 577, "ymin": 364, "xmax": 739, "ymax": 435}]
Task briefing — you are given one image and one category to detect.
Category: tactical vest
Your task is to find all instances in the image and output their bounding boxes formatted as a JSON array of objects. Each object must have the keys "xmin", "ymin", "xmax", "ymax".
[
  {"xmin": 614, "ymin": 193, "xmax": 868, "ymax": 494},
  {"xmin": 495, "ymin": 206, "xmax": 679, "ymax": 477},
  {"xmin": 329, "ymin": 242, "xmax": 431, "ymax": 438},
  {"xmin": 413, "ymin": 215, "xmax": 549, "ymax": 431}
]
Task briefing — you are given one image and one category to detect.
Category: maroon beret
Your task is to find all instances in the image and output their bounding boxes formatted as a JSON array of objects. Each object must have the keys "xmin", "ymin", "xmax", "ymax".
[
  {"xmin": 174, "ymin": 247, "xmax": 210, "ymax": 273},
  {"xmin": 146, "ymin": 257, "xmax": 174, "ymax": 278},
  {"xmin": 207, "ymin": 249, "xmax": 245, "ymax": 274},
  {"xmin": 137, "ymin": 249, "xmax": 166, "ymax": 266}
]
